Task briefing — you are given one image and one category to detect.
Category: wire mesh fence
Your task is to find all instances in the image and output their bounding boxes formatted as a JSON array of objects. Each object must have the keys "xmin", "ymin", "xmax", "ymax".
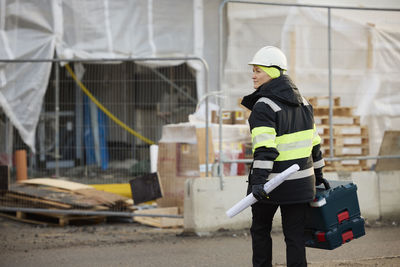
[
  {"xmin": 0, "ymin": 59, "xmax": 200, "ymax": 220},
  {"xmin": 38, "ymin": 61, "xmax": 197, "ymax": 183},
  {"xmin": 218, "ymin": 1, "xmax": 400, "ymax": 173}
]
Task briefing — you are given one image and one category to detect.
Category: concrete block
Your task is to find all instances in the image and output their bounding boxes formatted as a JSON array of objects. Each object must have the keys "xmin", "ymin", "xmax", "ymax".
[
  {"xmin": 184, "ymin": 176, "xmax": 252, "ymax": 234},
  {"xmin": 378, "ymin": 171, "xmax": 400, "ymax": 220},
  {"xmin": 183, "ymin": 171, "xmax": 400, "ymax": 234},
  {"xmin": 350, "ymin": 171, "xmax": 380, "ymax": 221}
]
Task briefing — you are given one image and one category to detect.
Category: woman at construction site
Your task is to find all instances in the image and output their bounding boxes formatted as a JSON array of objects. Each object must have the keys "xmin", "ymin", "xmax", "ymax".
[{"xmin": 241, "ymin": 46, "xmax": 325, "ymax": 267}]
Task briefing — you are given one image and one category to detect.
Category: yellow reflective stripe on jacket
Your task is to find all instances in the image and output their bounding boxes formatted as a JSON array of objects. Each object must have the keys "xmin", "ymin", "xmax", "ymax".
[
  {"xmin": 277, "ymin": 139, "xmax": 313, "ymax": 152},
  {"xmin": 251, "ymin": 126, "xmax": 277, "ymax": 152},
  {"xmin": 251, "ymin": 126, "xmax": 319, "ymax": 161},
  {"xmin": 275, "ymin": 129, "xmax": 314, "ymax": 144},
  {"xmin": 275, "ymin": 146, "xmax": 313, "ymax": 161},
  {"xmin": 274, "ymin": 128, "xmax": 314, "ymax": 161},
  {"xmin": 312, "ymin": 124, "xmax": 322, "ymax": 146}
]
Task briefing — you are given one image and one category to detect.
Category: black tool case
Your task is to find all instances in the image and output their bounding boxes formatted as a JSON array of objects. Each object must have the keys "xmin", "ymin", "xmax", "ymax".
[{"xmin": 304, "ymin": 180, "xmax": 365, "ymax": 250}]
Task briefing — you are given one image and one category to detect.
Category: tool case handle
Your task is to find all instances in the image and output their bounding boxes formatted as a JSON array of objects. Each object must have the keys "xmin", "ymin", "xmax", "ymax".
[{"xmin": 322, "ymin": 178, "xmax": 331, "ymax": 190}]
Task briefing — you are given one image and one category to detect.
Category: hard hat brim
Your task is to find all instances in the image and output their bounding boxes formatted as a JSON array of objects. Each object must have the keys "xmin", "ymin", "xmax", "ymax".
[{"xmin": 248, "ymin": 61, "xmax": 264, "ymax": 66}]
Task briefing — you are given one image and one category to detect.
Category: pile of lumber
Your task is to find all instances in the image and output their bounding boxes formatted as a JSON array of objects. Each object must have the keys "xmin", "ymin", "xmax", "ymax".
[
  {"xmin": 133, "ymin": 207, "xmax": 183, "ymax": 229},
  {"xmin": 0, "ymin": 178, "xmax": 130, "ymax": 226},
  {"xmin": 308, "ymin": 96, "xmax": 370, "ymax": 172}
]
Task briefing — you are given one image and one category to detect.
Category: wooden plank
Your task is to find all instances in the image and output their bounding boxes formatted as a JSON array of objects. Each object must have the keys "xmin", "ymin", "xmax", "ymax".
[
  {"xmin": 9, "ymin": 184, "xmax": 99, "ymax": 208},
  {"xmin": 322, "ymin": 148, "xmax": 369, "ymax": 157},
  {"xmin": 20, "ymin": 178, "xmax": 92, "ymax": 191},
  {"xmin": 324, "ymin": 165, "xmax": 362, "ymax": 172},
  {"xmin": 316, "ymin": 116, "xmax": 360, "ymax": 126},
  {"xmin": 313, "ymin": 106, "xmax": 353, "ymax": 117},
  {"xmin": 0, "ymin": 212, "xmax": 57, "ymax": 226},
  {"xmin": 0, "ymin": 211, "xmax": 105, "ymax": 226},
  {"xmin": 319, "ymin": 126, "xmax": 368, "ymax": 136},
  {"xmin": 5, "ymin": 192, "xmax": 73, "ymax": 209},
  {"xmin": 74, "ymin": 188, "xmax": 129, "ymax": 206},
  {"xmin": 133, "ymin": 207, "xmax": 183, "ymax": 228},
  {"xmin": 320, "ymin": 143, "xmax": 369, "ymax": 149},
  {"xmin": 307, "ymin": 96, "xmax": 341, "ymax": 107},
  {"xmin": 375, "ymin": 131, "xmax": 400, "ymax": 171}
]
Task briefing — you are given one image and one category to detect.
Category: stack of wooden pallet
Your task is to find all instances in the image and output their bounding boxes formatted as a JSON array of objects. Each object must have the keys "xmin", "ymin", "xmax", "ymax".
[
  {"xmin": 0, "ymin": 179, "xmax": 130, "ymax": 226},
  {"xmin": 308, "ymin": 96, "xmax": 370, "ymax": 172}
]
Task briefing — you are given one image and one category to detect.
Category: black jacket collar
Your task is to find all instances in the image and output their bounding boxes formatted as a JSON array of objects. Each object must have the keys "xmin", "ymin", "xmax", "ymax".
[{"xmin": 241, "ymin": 75, "xmax": 303, "ymax": 110}]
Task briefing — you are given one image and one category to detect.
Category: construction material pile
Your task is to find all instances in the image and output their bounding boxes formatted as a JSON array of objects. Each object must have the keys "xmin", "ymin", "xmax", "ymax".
[{"xmin": 0, "ymin": 179, "xmax": 130, "ymax": 226}]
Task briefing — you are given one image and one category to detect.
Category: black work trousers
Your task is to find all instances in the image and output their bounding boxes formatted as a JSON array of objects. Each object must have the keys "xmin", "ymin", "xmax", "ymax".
[{"xmin": 250, "ymin": 202, "xmax": 308, "ymax": 267}]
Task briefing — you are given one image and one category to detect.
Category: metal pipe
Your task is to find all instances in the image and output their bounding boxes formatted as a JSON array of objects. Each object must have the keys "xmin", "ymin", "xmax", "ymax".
[
  {"xmin": 0, "ymin": 57, "xmax": 211, "ymax": 63},
  {"xmin": 54, "ymin": 62, "xmax": 60, "ymax": 177},
  {"xmin": 219, "ymin": 0, "xmax": 400, "ymax": 12},
  {"xmin": 205, "ymin": 72, "xmax": 210, "ymax": 177},
  {"xmin": 220, "ymin": 154, "xmax": 400, "ymax": 165},
  {"xmin": 0, "ymin": 207, "xmax": 184, "ymax": 218},
  {"xmin": 328, "ymin": 8, "xmax": 334, "ymax": 158},
  {"xmin": 218, "ymin": 0, "xmax": 226, "ymax": 191},
  {"xmin": 325, "ymin": 155, "xmax": 400, "ymax": 161}
]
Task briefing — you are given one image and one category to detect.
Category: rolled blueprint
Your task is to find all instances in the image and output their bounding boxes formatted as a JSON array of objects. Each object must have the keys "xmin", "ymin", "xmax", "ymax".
[{"xmin": 226, "ymin": 164, "xmax": 300, "ymax": 218}]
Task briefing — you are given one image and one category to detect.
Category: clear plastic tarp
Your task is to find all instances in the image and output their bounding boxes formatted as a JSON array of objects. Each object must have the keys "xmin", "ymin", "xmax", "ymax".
[
  {"xmin": 0, "ymin": 0, "xmax": 204, "ymax": 152},
  {"xmin": 223, "ymin": 3, "xmax": 400, "ymax": 157}
]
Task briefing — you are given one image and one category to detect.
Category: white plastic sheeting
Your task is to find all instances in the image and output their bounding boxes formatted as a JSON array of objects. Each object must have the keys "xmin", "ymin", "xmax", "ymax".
[
  {"xmin": 223, "ymin": 3, "xmax": 400, "ymax": 156},
  {"xmin": 0, "ymin": 0, "xmax": 205, "ymax": 152},
  {"xmin": 0, "ymin": 0, "xmax": 55, "ymax": 152}
]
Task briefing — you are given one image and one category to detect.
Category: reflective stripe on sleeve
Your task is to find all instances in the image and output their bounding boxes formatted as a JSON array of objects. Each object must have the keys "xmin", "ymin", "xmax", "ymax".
[
  {"xmin": 252, "ymin": 126, "xmax": 277, "ymax": 152},
  {"xmin": 268, "ymin": 167, "xmax": 314, "ymax": 181},
  {"xmin": 256, "ymin": 97, "xmax": 281, "ymax": 112},
  {"xmin": 313, "ymin": 159, "xmax": 325, "ymax": 169},
  {"xmin": 253, "ymin": 160, "xmax": 274, "ymax": 170},
  {"xmin": 253, "ymin": 133, "xmax": 276, "ymax": 146}
]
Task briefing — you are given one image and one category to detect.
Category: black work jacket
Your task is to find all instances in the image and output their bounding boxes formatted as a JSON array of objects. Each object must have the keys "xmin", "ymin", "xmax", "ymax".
[{"xmin": 242, "ymin": 75, "xmax": 323, "ymax": 204}]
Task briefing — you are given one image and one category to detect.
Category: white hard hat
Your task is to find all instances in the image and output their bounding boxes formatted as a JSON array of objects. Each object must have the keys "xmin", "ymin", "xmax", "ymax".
[{"xmin": 248, "ymin": 46, "xmax": 287, "ymax": 70}]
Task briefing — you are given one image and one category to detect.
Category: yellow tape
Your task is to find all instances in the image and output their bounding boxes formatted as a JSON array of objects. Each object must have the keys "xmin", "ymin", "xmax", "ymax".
[{"xmin": 65, "ymin": 64, "xmax": 154, "ymax": 145}]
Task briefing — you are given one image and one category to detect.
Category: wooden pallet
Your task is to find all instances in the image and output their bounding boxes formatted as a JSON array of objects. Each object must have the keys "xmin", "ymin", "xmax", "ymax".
[
  {"xmin": 309, "ymin": 96, "xmax": 370, "ymax": 172},
  {"xmin": 307, "ymin": 96, "xmax": 341, "ymax": 107},
  {"xmin": 320, "ymin": 136, "xmax": 369, "ymax": 146},
  {"xmin": 0, "ymin": 210, "xmax": 106, "ymax": 226},
  {"xmin": 318, "ymin": 125, "xmax": 369, "ymax": 136},
  {"xmin": 315, "ymin": 116, "xmax": 361, "ymax": 126},
  {"xmin": 324, "ymin": 159, "xmax": 369, "ymax": 172},
  {"xmin": 313, "ymin": 106, "xmax": 354, "ymax": 117},
  {"xmin": 323, "ymin": 164, "xmax": 366, "ymax": 172}
]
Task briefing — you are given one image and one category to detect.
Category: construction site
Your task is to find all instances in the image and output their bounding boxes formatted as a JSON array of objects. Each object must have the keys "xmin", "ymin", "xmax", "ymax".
[{"xmin": 1, "ymin": 0, "xmax": 400, "ymax": 266}]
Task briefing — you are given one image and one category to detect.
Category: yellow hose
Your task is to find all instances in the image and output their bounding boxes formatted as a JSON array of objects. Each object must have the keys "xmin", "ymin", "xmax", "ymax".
[{"xmin": 65, "ymin": 64, "xmax": 155, "ymax": 145}]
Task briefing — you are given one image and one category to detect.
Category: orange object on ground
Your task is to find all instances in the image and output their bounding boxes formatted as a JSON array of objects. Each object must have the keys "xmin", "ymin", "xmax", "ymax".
[{"xmin": 15, "ymin": 149, "xmax": 28, "ymax": 181}]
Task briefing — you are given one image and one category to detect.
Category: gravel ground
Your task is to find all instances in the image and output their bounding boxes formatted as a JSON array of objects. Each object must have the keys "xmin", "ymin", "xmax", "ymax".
[{"xmin": 1, "ymin": 216, "xmax": 400, "ymax": 266}]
